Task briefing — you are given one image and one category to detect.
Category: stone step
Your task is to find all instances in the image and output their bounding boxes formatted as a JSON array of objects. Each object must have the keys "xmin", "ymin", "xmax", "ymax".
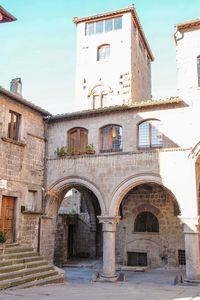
[
  {"xmin": 0, "ymin": 247, "xmax": 33, "ymax": 254},
  {"xmin": 4, "ymin": 243, "xmax": 19, "ymax": 248},
  {"xmin": 0, "ymin": 265, "xmax": 54, "ymax": 281},
  {"xmin": 12, "ymin": 274, "xmax": 65, "ymax": 290},
  {"xmin": 0, "ymin": 256, "xmax": 43, "ymax": 268},
  {"xmin": 0, "ymin": 251, "xmax": 38, "ymax": 261},
  {"xmin": 0, "ymin": 260, "xmax": 48, "ymax": 274},
  {"xmin": 0, "ymin": 269, "xmax": 59, "ymax": 290}
]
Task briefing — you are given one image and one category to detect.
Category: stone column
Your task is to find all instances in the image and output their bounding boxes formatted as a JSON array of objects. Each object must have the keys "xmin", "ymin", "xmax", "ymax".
[
  {"xmin": 182, "ymin": 217, "xmax": 200, "ymax": 282},
  {"xmin": 98, "ymin": 215, "xmax": 120, "ymax": 282}
]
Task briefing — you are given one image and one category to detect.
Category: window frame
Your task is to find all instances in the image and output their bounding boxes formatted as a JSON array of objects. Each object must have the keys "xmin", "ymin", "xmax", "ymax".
[
  {"xmin": 67, "ymin": 127, "xmax": 88, "ymax": 151},
  {"xmin": 137, "ymin": 119, "xmax": 163, "ymax": 150},
  {"xmin": 7, "ymin": 110, "xmax": 21, "ymax": 141},
  {"xmin": 27, "ymin": 190, "xmax": 37, "ymax": 212},
  {"xmin": 97, "ymin": 44, "xmax": 110, "ymax": 61},
  {"xmin": 100, "ymin": 124, "xmax": 122, "ymax": 153},
  {"xmin": 85, "ymin": 16, "xmax": 122, "ymax": 36}
]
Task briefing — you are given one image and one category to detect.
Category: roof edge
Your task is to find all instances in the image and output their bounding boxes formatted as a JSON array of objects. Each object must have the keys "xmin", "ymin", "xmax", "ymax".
[
  {"xmin": 48, "ymin": 97, "xmax": 183, "ymax": 122},
  {"xmin": 175, "ymin": 18, "xmax": 200, "ymax": 30},
  {"xmin": 0, "ymin": 6, "xmax": 17, "ymax": 23},
  {"xmin": 0, "ymin": 88, "xmax": 51, "ymax": 116}
]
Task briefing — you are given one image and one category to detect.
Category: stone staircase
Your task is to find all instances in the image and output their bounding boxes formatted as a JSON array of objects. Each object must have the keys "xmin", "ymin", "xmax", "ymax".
[{"xmin": 0, "ymin": 243, "xmax": 65, "ymax": 290}]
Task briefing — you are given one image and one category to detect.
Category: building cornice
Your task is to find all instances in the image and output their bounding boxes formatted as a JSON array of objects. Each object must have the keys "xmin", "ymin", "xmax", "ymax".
[
  {"xmin": 0, "ymin": 6, "xmax": 17, "ymax": 23},
  {"xmin": 175, "ymin": 18, "xmax": 200, "ymax": 30},
  {"xmin": 48, "ymin": 97, "xmax": 183, "ymax": 123}
]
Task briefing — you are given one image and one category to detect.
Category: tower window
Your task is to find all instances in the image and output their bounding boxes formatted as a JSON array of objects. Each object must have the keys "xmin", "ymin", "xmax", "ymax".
[
  {"xmin": 97, "ymin": 45, "xmax": 110, "ymax": 61},
  {"xmin": 100, "ymin": 125, "xmax": 122, "ymax": 152},
  {"xmin": 134, "ymin": 211, "xmax": 159, "ymax": 232},
  {"xmin": 85, "ymin": 17, "xmax": 122, "ymax": 36},
  {"xmin": 138, "ymin": 120, "xmax": 162, "ymax": 149}
]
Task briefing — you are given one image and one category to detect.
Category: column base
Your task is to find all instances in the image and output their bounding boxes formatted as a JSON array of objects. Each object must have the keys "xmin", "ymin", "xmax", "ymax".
[
  {"xmin": 184, "ymin": 279, "xmax": 200, "ymax": 285},
  {"xmin": 98, "ymin": 275, "xmax": 118, "ymax": 282}
]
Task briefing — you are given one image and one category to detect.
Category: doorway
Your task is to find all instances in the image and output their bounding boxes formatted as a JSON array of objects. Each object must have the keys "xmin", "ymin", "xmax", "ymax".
[{"xmin": 0, "ymin": 196, "xmax": 15, "ymax": 243}]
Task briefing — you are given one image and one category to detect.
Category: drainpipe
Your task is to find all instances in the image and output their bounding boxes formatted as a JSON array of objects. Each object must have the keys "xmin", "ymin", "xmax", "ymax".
[{"xmin": 37, "ymin": 115, "xmax": 50, "ymax": 255}]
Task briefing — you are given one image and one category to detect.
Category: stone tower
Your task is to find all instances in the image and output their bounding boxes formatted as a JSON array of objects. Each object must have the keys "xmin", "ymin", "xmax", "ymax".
[
  {"xmin": 175, "ymin": 18, "xmax": 200, "ymax": 103},
  {"xmin": 73, "ymin": 4, "xmax": 154, "ymax": 111}
]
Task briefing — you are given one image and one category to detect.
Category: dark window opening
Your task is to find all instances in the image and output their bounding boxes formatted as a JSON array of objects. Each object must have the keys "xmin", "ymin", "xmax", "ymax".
[
  {"xmin": 100, "ymin": 125, "xmax": 122, "ymax": 153},
  {"xmin": 134, "ymin": 211, "xmax": 159, "ymax": 232},
  {"xmin": 8, "ymin": 111, "xmax": 21, "ymax": 141},
  {"xmin": 128, "ymin": 252, "xmax": 147, "ymax": 266},
  {"xmin": 178, "ymin": 249, "xmax": 185, "ymax": 265}
]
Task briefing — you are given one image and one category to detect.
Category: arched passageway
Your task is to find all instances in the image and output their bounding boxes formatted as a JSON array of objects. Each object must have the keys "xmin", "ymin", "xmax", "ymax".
[
  {"xmin": 115, "ymin": 183, "xmax": 184, "ymax": 269},
  {"xmin": 43, "ymin": 177, "xmax": 105, "ymax": 268},
  {"xmin": 54, "ymin": 186, "xmax": 103, "ymax": 266}
]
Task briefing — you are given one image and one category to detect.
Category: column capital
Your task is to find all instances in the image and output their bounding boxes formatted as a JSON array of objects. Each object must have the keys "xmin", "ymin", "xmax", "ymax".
[{"xmin": 97, "ymin": 215, "xmax": 121, "ymax": 232}]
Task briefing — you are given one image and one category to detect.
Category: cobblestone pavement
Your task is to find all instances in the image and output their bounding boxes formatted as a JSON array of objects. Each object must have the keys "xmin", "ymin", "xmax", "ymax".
[{"xmin": 0, "ymin": 268, "xmax": 200, "ymax": 300}]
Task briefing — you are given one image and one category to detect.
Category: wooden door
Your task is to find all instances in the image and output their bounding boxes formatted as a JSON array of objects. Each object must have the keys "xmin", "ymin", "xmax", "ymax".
[{"xmin": 0, "ymin": 196, "xmax": 15, "ymax": 243}]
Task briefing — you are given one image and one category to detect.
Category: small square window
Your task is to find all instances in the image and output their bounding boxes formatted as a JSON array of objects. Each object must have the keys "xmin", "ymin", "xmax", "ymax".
[
  {"xmin": 27, "ymin": 191, "xmax": 37, "ymax": 211},
  {"xmin": 114, "ymin": 17, "xmax": 122, "ymax": 30},
  {"xmin": 105, "ymin": 19, "xmax": 113, "ymax": 32},
  {"xmin": 86, "ymin": 23, "xmax": 94, "ymax": 35},
  {"xmin": 96, "ymin": 21, "xmax": 103, "ymax": 34},
  {"xmin": 8, "ymin": 111, "xmax": 21, "ymax": 141}
]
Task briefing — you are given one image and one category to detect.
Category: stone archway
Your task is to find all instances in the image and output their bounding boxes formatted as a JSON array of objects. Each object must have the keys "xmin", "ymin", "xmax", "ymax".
[
  {"xmin": 39, "ymin": 176, "xmax": 106, "ymax": 265},
  {"xmin": 109, "ymin": 174, "xmax": 181, "ymax": 216}
]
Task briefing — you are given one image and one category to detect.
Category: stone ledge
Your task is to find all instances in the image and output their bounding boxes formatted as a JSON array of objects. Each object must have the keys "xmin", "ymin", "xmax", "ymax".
[
  {"xmin": 22, "ymin": 211, "xmax": 43, "ymax": 215},
  {"xmin": 1, "ymin": 137, "xmax": 26, "ymax": 147}
]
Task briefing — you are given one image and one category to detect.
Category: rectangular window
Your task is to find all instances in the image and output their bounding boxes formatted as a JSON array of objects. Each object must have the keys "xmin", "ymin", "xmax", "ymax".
[
  {"xmin": 114, "ymin": 17, "xmax": 122, "ymax": 30},
  {"xmin": 198, "ymin": 56, "xmax": 200, "ymax": 87},
  {"xmin": 178, "ymin": 250, "xmax": 186, "ymax": 265},
  {"xmin": 27, "ymin": 191, "xmax": 37, "ymax": 211},
  {"xmin": 8, "ymin": 111, "xmax": 21, "ymax": 141},
  {"xmin": 86, "ymin": 23, "xmax": 94, "ymax": 35},
  {"xmin": 85, "ymin": 17, "xmax": 122, "ymax": 36},
  {"xmin": 105, "ymin": 19, "xmax": 113, "ymax": 32},
  {"xmin": 93, "ymin": 95, "xmax": 101, "ymax": 109},
  {"xmin": 96, "ymin": 21, "xmax": 103, "ymax": 34}
]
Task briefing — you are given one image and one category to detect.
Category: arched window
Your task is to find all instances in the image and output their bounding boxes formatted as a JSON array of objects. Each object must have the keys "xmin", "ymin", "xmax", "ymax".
[
  {"xmin": 134, "ymin": 211, "xmax": 159, "ymax": 232},
  {"xmin": 100, "ymin": 125, "xmax": 122, "ymax": 152},
  {"xmin": 97, "ymin": 45, "xmax": 110, "ymax": 61},
  {"xmin": 138, "ymin": 120, "xmax": 162, "ymax": 149},
  {"xmin": 92, "ymin": 93, "xmax": 109, "ymax": 109},
  {"xmin": 198, "ymin": 56, "xmax": 200, "ymax": 87},
  {"xmin": 68, "ymin": 127, "xmax": 88, "ymax": 151}
]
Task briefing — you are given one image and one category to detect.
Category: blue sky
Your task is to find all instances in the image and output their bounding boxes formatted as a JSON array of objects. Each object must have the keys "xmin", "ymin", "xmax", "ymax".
[{"xmin": 1, "ymin": 0, "xmax": 200, "ymax": 114}]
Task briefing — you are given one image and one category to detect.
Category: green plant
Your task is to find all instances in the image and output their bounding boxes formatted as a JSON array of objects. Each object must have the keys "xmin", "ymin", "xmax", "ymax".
[
  {"xmin": 54, "ymin": 147, "xmax": 66, "ymax": 156},
  {"xmin": 86, "ymin": 144, "xmax": 94, "ymax": 151},
  {"xmin": 0, "ymin": 231, "xmax": 7, "ymax": 243}
]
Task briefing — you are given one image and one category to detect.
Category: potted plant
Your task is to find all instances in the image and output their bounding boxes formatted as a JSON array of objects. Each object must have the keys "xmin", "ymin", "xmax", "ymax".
[
  {"xmin": 78, "ymin": 148, "xmax": 86, "ymax": 155},
  {"xmin": 0, "ymin": 231, "xmax": 7, "ymax": 249},
  {"xmin": 86, "ymin": 144, "xmax": 96, "ymax": 154},
  {"xmin": 54, "ymin": 147, "xmax": 66, "ymax": 157}
]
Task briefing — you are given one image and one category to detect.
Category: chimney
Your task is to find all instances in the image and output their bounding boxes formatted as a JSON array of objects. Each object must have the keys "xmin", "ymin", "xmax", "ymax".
[{"xmin": 10, "ymin": 78, "xmax": 22, "ymax": 96}]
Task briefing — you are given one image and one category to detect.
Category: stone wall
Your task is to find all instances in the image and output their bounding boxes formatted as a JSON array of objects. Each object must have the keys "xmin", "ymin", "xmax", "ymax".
[
  {"xmin": 0, "ymin": 93, "xmax": 45, "ymax": 249},
  {"xmin": 116, "ymin": 184, "xmax": 184, "ymax": 268}
]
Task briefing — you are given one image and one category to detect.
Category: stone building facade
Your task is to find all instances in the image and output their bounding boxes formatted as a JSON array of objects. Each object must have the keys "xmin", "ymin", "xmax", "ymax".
[
  {"xmin": 1, "ymin": 4, "xmax": 200, "ymax": 285},
  {"xmin": 0, "ymin": 86, "xmax": 50, "ymax": 251}
]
